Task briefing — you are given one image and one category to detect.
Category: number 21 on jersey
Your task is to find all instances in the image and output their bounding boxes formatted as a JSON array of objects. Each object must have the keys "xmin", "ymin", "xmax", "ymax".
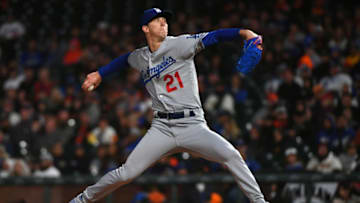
[{"xmin": 164, "ymin": 71, "xmax": 184, "ymax": 93}]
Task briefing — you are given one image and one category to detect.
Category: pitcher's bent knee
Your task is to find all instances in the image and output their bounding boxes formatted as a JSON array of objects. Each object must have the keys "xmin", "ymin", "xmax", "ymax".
[
  {"xmin": 223, "ymin": 148, "xmax": 243, "ymax": 164},
  {"xmin": 114, "ymin": 163, "xmax": 141, "ymax": 183}
]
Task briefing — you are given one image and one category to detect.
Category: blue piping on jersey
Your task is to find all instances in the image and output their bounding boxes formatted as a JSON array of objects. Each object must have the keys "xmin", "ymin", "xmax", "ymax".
[
  {"xmin": 98, "ymin": 52, "xmax": 131, "ymax": 78},
  {"xmin": 141, "ymin": 56, "xmax": 176, "ymax": 84},
  {"xmin": 202, "ymin": 28, "xmax": 241, "ymax": 47}
]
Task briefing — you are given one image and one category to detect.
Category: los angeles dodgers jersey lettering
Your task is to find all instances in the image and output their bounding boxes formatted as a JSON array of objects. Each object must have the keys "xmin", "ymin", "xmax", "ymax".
[{"xmin": 127, "ymin": 33, "xmax": 208, "ymax": 112}]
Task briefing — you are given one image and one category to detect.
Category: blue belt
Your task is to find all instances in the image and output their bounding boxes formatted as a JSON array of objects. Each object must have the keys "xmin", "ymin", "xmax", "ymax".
[{"xmin": 156, "ymin": 110, "xmax": 195, "ymax": 119}]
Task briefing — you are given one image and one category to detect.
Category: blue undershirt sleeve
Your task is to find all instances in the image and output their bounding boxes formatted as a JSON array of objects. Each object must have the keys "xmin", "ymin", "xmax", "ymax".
[
  {"xmin": 201, "ymin": 28, "xmax": 241, "ymax": 48},
  {"xmin": 98, "ymin": 52, "xmax": 131, "ymax": 78}
]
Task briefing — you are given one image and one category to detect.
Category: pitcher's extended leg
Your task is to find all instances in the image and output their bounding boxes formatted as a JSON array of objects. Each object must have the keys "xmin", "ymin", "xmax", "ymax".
[
  {"xmin": 75, "ymin": 121, "xmax": 176, "ymax": 203},
  {"xmin": 177, "ymin": 122, "xmax": 267, "ymax": 203}
]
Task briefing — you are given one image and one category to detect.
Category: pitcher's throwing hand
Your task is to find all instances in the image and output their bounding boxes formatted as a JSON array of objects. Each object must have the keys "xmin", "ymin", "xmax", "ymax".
[{"xmin": 82, "ymin": 71, "xmax": 101, "ymax": 92}]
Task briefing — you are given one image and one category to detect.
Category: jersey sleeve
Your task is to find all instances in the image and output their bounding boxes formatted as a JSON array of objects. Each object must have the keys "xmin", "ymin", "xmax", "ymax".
[
  {"xmin": 127, "ymin": 47, "xmax": 145, "ymax": 71},
  {"xmin": 98, "ymin": 52, "xmax": 130, "ymax": 78},
  {"xmin": 177, "ymin": 32, "xmax": 209, "ymax": 59},
  {"xmin": 177, "ymin": 29, "xmax": 240, "ymax": 59}
]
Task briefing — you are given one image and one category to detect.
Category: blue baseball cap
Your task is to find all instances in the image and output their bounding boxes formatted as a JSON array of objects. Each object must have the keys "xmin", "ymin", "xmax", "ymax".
[{"xmin": 140, "ymin": 8, "xmax": 172, "ymax": 27}]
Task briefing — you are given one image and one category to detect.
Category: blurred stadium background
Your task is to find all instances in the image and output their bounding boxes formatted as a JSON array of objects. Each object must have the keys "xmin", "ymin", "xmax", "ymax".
[{"xmin": 1, "ymin": 0, "xmax": 360, "ymax": 202}]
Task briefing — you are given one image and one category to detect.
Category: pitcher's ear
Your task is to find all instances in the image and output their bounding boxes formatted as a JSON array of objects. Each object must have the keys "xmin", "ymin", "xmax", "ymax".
[{"xmin": 142, "ymin": 25, "xmax": 149, "ymax": 33}]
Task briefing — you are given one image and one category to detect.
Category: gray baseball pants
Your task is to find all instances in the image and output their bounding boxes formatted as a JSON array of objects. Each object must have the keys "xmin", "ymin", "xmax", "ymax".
[{"xmin": 73, "ymin": 110, "xmax": 267, "ymax": 203}]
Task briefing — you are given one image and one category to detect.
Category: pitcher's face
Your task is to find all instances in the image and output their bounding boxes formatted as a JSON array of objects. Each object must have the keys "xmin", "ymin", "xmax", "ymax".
[{"xmin": 144, "ymin": 17, "xmax": 168, "ymax": 40}]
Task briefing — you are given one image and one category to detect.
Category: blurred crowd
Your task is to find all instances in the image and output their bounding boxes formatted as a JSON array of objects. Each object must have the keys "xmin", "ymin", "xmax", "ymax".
[{"xmin": 1, "ymin": 0, "xmax": 360, "ymax": 202}]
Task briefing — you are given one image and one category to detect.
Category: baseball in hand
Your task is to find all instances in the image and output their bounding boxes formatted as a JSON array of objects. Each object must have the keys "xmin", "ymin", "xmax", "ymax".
[{"xmin": 88, "ymin": 85, "xmax": 95, "ymax": 91}]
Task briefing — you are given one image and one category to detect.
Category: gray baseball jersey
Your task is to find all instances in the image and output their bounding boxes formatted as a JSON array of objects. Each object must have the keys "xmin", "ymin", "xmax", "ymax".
[
  {"xmin": 70, "ymin": 33, "xmax": 268, "ymax": 203},
  {"xmin": 128, "ymin": 33, "xmax": 207, "ymax": 112}
]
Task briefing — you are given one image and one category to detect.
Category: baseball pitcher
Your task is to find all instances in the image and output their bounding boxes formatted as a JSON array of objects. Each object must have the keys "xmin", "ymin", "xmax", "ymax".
[{"xmin": 71, "ymin": 8, "xmax": 266, "ymax": 203}]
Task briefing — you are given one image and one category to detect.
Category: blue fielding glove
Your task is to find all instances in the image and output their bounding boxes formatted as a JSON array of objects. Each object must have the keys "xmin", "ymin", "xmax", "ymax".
[{"xmin": 236, "ymin": 36, "xmax": 263, "ymax": 75}]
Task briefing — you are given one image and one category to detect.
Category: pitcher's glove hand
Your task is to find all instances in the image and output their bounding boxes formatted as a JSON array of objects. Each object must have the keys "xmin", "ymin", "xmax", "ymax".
[{"xmin": 236, "ymin": 36, "xmax": 263, "ymax": 75}]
